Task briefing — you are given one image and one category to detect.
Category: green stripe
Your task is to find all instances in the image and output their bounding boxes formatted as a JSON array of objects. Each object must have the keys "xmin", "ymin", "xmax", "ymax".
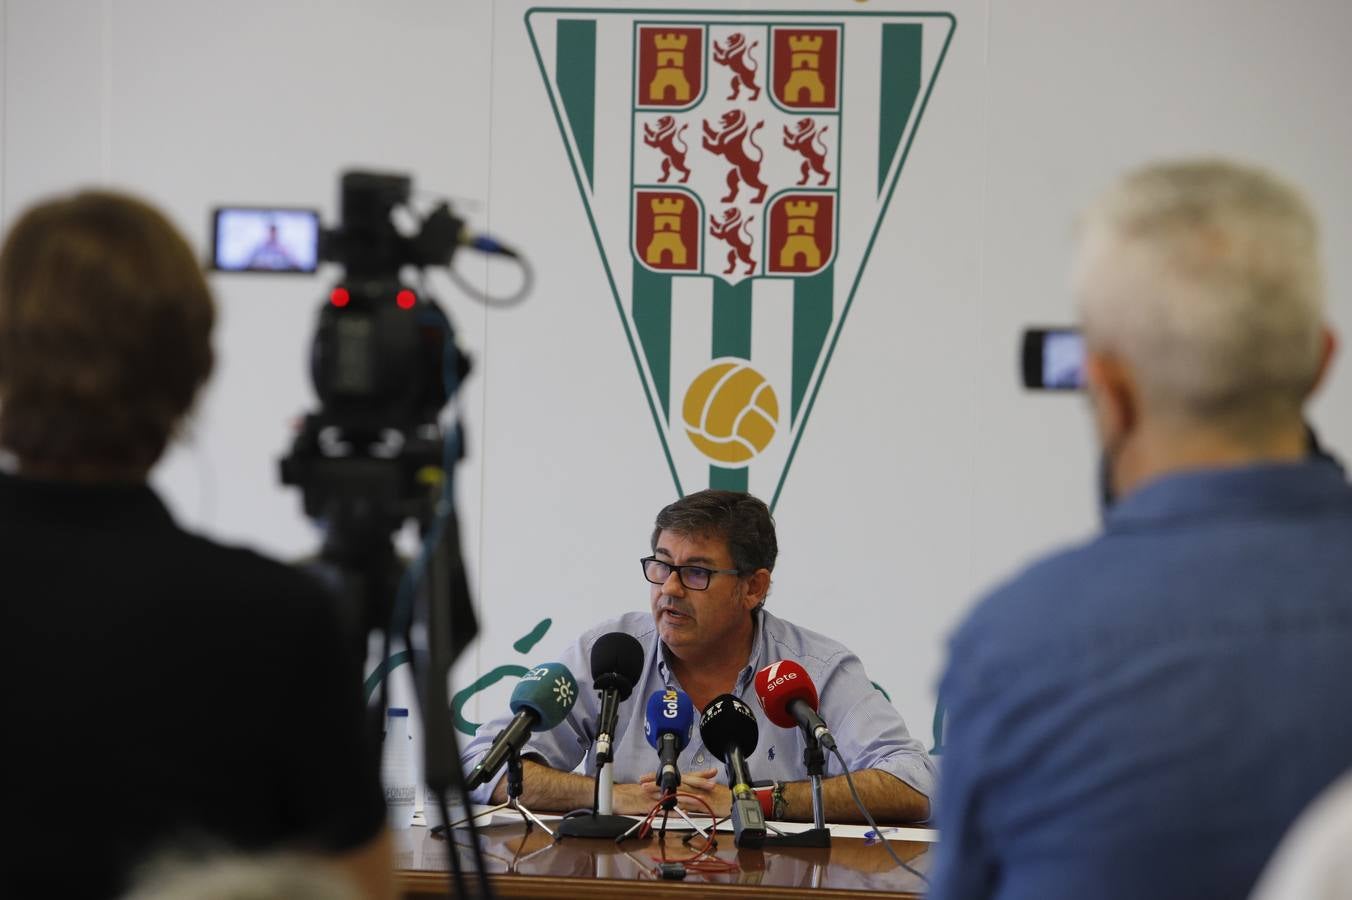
[
  {"xmin": 877, "ymin": 24, "xmax": 922, "ymax": 195},
  {"xmin": 709, "ymin": 465, "xmax": 749, "ymax": 491},
  {"xmin": 709, "ymin": 280, "xmax": 753, "ymax": 493},
  {"xmin": 556, "ymin": 19, "xmax": 596, "ymax": 187},
  {"xmin": 791, "ymin": 264, "xmax": 834, "ymax": 423},
  {"xmin": 632, "ymin": 267, "xmax": 673, "ymax": 417},
  {"xmin": 712, "ymin": 279, "xmax": 753, "ymax": 359}
]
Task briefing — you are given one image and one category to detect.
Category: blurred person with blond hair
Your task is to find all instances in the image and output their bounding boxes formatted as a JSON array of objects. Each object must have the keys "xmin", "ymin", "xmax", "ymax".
[{"xmin": 931, "ymin": 160, "xmax": 1352, "ymax": 900}]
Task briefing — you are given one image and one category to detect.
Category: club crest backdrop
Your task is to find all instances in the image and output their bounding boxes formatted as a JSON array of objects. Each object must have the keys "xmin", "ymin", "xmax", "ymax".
[{"xmin": 446, "ymin": 1, "xmax": 980, "ymax": 755}]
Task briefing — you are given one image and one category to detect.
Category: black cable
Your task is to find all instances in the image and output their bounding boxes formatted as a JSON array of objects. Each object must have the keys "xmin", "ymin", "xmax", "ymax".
[
  {"xmin": 400, "ymin": 576, "xmax": 474, "ymax": 900},
  {"xmin": 446, "ymin": 253, "xmax": 534, "ymax": 308},
  {"xmin": 380, "ymin": 319, "xmax": 493, "ymax": 900},
  {"xmin": 828, "ymin": 746, "xmax": 929, "ymax": 884}
]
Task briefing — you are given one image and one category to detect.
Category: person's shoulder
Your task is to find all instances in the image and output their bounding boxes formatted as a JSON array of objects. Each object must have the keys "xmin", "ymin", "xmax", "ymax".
[
  {"xmin": 759, "ymin": 608, "xmax": 855, "ymax": 669},
  {"xmin": 949, "ymin": 537, "xmax": 1104, "ymax": 667},
  {"xmin": 171, "ymin": 530, "xmax": 334, "ymax": 613}
]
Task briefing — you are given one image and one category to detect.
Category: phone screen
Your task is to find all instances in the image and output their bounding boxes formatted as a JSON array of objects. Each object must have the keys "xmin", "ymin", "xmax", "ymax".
[
  {"xmin": 1021, "ymin": 328, "xmax": 1084, "ymax": 390},
  {"xmin": 211, "ymin": 207, "xmax": 320, "ymax": 273}
]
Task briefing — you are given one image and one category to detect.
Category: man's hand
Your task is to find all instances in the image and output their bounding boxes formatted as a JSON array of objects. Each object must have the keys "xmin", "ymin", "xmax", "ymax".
[
  {"xmin": 637, "ymin": 767, "xmax": 732, "ymax": 818},
  {"xmin": 611, "ymin": 781, "xmax": 661, "ymax": 816}
]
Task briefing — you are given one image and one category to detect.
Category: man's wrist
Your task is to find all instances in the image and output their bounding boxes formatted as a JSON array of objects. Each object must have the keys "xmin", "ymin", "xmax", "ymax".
[{"xmin": 753, "ymin": 780, "xmax": 789, "ymax": 820}]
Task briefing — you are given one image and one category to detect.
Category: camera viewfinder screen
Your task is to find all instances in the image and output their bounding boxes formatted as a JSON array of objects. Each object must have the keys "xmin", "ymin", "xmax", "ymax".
[
  {"xmin": 212, "ymin": 208, "xmax": 320, "ymax": 273},
  {"xmin": 1043, "ymin": 331, "xmax": 1085, "ymax": 389}
]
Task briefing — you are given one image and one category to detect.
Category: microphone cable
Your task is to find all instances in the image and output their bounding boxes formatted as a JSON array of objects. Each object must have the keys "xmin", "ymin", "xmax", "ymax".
[
  {"xmin": 828, "ymin": 746, "xmax": 929, "ymax": 884},
  {"xmin": 624, "ymin": 791, "xmax": 739, "ymax": 875}
]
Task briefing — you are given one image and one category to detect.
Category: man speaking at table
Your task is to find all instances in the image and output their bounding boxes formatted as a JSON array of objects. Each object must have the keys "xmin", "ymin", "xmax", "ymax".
[{"xmin": 461, "ymin": 490, "xmax": 935, "ymax": 823}]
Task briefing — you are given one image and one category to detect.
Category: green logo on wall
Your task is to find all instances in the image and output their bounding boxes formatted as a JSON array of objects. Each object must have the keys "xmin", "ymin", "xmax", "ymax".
[{"xmin": 526, "ymin": 7, "xmax": 954, "ymax": 505}]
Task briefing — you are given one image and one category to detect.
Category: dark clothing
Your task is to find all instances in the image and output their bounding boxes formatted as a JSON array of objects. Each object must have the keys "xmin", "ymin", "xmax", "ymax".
[
  {"xmin": 932, "ymin": 461, "xmax": 1352, "ymax": 900},
  {"xmin": 0, "ymin": 472, "xmax": 384, "ymax": 899}
]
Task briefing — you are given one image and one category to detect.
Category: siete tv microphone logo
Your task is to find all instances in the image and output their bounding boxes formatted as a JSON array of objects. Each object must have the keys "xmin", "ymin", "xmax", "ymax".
[{"xmin": 760, "ymin": 660, "xmax": 798, "ymax": 691}]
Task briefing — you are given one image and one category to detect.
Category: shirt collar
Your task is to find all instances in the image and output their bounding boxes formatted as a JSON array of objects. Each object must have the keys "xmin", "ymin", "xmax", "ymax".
[{"xmin": 1105, "ymin": 459, "xmax": 1349, "ymax": 533}]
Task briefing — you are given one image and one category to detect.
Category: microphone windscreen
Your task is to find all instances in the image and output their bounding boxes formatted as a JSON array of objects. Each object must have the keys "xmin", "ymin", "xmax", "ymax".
[
  {"xmin": 509, "ymin": 662, "xmax": 579, "ymax": 731},
  {"xmin": 753, "ymin": 659, "xmax": 819, "ymax": 729},
  {"xmin": 643, "ymin": 689, "xmax": 696, "ymax": 751},
  {"xmin": 698, "ymin": 693, "xmax": 759, "ymax": 762},
  {"xmin": 590, "ymin": 632, "xmax": 645, "ymax": 699}
]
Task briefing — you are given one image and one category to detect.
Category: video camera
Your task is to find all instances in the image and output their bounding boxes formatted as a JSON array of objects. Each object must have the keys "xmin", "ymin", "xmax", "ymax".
[{"xmin": 210, "ymin": 170, "xmax": 517, "ymax": 644}]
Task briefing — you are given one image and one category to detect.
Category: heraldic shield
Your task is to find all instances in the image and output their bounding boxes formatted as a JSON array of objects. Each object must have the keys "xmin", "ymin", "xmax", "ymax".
[{"xmin": 527, "ymin": 8, "xmax": 955, "ymax": 505}]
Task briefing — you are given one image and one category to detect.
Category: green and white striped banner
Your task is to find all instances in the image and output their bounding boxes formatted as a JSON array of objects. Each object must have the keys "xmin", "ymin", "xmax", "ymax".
[{"xmin": 527, "ymin": 6, "xmax": 955, "ymax": 505}]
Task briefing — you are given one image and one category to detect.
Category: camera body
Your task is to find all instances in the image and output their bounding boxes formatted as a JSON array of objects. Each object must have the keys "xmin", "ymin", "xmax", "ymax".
[{"xmin": 212, "ymin": 171, "xmax": 476, "ymax": 639}]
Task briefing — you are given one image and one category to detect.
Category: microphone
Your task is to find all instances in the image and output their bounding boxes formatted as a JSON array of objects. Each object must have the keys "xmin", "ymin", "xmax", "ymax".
[
  {"xmin": 699, "ymin": 693, "xmax": 767, "ymax": 847},
  {"xmin": 590, "ymin": 632, "xmax": 645, "ymax": 764},
  {"xmin": 465, "ymin": 662, "xmax": 578, "ymax": 790},
  {"xmin": 644, "ymin": 689, "xmax": 695, "ymax": 792},
  {"xmin": 753, "ymin": 659, "xmax": 836, "ymax": 750}
]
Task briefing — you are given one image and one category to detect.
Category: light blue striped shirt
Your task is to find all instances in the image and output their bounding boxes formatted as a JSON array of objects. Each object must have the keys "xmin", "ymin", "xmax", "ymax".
[{"xmin": 461, "ymin": 608, "xmax": 936, "ymax": 812}]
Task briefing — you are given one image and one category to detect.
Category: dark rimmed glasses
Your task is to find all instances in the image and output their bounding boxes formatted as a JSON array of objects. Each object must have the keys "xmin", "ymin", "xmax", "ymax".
[{"xmin": 640, "ymin": 556, "xmax": 740, "ymax": 591}]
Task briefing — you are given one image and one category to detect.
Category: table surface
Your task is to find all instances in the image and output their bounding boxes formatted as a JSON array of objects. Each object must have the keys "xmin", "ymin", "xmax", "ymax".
[{"xmin": 394, "ymin": 820, "xmax": 933, "ymax": 899}]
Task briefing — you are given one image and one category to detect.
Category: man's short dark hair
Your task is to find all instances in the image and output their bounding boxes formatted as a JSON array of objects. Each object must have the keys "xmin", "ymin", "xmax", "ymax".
[
  {"xmin": 0, "ymin": 190, "xmax": 215, "ymax": 471},
  {"xmin": 651, "ymin": 489, "xmax": 778, "ymax": 574}
]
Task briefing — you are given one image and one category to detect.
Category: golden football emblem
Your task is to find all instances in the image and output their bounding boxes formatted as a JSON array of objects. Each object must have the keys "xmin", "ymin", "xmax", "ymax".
[{"xmin": 682, "ymin": 361, "xmax": 779, "ymax": 464}]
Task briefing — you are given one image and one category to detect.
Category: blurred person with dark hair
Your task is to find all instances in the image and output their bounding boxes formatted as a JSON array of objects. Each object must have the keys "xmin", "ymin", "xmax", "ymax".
[
  {"xmin": 460, "ymin": 488, "xmax": 936, "ymax": 823},
  {"xmin": 0, "ymin": 191, "xmax": 393, "ymax": 899},
  {"xmin": 931, "ymin": 160, "xmax": 1352, "ymax": 900}
]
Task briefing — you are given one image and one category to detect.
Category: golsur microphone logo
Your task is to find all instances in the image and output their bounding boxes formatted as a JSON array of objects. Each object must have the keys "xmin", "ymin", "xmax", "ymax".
[{"xmin": 527, "ymin": 7, "xmax": 955, "ymax": 505}]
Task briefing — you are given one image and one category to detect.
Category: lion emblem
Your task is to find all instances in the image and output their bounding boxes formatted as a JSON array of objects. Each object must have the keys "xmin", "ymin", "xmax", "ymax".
[
  {"xmin": 712, "ymin": 32, "xmax": 760, "ymax": 101},
  {"xmin": 643, "ymin": 115, "xmax": 691, "ymax": 184},
  {"xmin": 709, "ymin": 207, "xmax": 756, "ymax": 276},
  {"xmin": 702, "ymin": 109, "xmax": 767, "ymax": 204},
  {"xmin": 783, "ymin": 118, "xmax": 831, "ymax": 187}
]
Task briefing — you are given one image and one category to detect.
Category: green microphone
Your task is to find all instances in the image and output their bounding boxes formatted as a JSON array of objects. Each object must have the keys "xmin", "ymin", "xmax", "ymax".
[{"xmin": 465, "ymin": 662, "xmax": 578, "ymax": 789}]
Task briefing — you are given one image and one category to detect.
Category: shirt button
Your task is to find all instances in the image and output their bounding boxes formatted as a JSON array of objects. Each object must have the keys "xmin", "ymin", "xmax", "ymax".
[{"xmin": 695, "ymin": 754, "xmax": 704, "ymax": 764}]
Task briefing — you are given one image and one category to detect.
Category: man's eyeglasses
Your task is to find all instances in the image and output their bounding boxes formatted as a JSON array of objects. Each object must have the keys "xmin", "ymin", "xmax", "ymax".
[{"xmin": 640, "ymin": 556, "xmax": 740, "ymax": 591}]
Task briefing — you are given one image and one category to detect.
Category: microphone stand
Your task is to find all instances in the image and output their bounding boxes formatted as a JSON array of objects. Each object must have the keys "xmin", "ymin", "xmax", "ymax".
[
  {"xmin": 617, "ymin": 789, "xmax": 712, "ymax": 842},
  {"xmin": 557, "ymin": 711, "xmax": 635, "ymax": 839},
  {"xmin": 443, "ymin": 748, "xmax": 556, "ymax": 838},
  {"xmin": 763, "ymin": 734, "xmax": 831, "ymax": 848}
]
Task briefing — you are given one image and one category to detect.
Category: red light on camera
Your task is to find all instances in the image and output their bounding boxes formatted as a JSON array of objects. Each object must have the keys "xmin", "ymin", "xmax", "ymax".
[
  {"xmin": 329, "ymin": 288, "xmax": 350, "ymax": 308},
  {"xmin": 396, "ymin": 290, "xmax": 416, "ymax": 310}
]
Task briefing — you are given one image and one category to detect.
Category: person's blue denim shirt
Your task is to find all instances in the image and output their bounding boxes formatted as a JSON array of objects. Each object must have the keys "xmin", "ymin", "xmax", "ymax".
[{"xmin": 931, "ymin": 460, "xmax": 1352, "ymax": 900}]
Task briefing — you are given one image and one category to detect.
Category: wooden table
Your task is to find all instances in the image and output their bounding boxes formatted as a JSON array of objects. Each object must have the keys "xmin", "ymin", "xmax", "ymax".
[{"xmin": 395, "ymin": 822, "xmax": 932, "ymax": 898}]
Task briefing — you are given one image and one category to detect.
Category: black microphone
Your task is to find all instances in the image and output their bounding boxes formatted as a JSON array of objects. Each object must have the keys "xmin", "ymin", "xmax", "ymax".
[
  {"xmin": 699, "ymin": 693, "xmax": 767, "ymax": 847},
  {"xmin": 466, "ymin": 662, "xmax": 578, "ymax": 790},
  {"xmin": 590, "ymin": 632, "xmax": 645, "ymax": 765}
]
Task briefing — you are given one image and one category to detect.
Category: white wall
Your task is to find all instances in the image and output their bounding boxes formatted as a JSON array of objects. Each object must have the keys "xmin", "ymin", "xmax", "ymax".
[{"xmin": 3, "ymin": 0, "xmax": 1351, "ymax": 757}]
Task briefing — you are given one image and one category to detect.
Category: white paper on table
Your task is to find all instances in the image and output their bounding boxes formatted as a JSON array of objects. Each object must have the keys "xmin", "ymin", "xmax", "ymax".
[{"xmin": 475, "ymin": 809, "xmax": 938, "ymax": 842}]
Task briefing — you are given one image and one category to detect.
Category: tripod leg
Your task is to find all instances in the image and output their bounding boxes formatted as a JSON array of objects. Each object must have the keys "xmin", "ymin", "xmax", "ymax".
[
  {"xmin": 513, "ymin": 800, "xmax": 557, "ymax": 839},
  {"xmin": 440, "ymin": 801, "xmax": 508, "ymax": 832},
  {"xmin": 671, "ymin": 805, "xmax": 711, "ymax": 840}
]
